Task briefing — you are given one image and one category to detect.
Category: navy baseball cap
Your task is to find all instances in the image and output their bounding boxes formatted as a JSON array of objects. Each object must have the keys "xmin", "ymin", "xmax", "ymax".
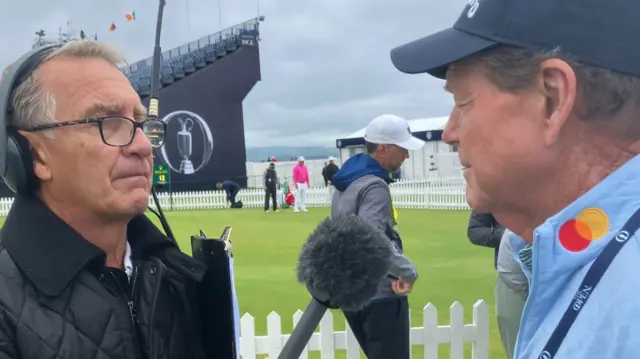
[{"xmin": 390, "ymin": 0, "xmax": 640, "ymax": 79}]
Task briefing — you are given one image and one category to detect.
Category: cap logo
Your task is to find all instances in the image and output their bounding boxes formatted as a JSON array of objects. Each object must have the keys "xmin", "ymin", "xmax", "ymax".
[{"xmin": 467, "ymin": 0, "xmax": 480, "ymax": 18}]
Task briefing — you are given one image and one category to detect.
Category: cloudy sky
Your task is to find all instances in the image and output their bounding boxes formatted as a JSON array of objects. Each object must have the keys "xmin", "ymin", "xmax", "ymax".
[{"xmin": 1, "ymin": 0, "xmax": 467, "ymax": 147}]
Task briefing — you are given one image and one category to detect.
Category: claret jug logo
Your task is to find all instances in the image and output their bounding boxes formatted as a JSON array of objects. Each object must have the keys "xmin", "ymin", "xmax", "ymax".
[
  {"xmin": 558, "ymin": 208, "xmax": 610, "ymax": 252},
  {"xmin": 158, "ymin": 110, "xmax": 214, "ymax": 175}
]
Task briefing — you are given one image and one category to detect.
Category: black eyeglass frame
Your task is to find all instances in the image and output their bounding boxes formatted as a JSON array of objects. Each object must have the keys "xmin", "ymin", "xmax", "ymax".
[{"xmin": 21, "ymin": 116, "xmax": 167, "ymax": 147}]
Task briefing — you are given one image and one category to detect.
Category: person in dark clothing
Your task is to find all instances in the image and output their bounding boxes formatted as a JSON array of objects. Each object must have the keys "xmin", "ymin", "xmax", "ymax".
[
  {"xmin": 0, "ymin": 196, "xmax": 208, "ymax": 359},
  {"xmin": 467, "ymin": 210, "xmax": 505, "ymax": 268},
  {"xmin": 466, "ymin": 211, "xmax": 524, "ymax": 358},
  {"xmin": 0, "ymin": 41, "xmax": 209, "ymax": 358},
  {"xmin": 321, "ymin": 156, "xmax": 340, "ymax": 186},
  {"xmin": 217, "ymin": 180, "xmax": 241, "ymax": 208},
  {"xmin": 263, "ymin": 162, "xmax": 280, "ymax": 212}
]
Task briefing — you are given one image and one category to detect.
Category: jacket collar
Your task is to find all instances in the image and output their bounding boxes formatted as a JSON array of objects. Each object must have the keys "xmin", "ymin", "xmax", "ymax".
[{"xmin": 1, "ymin": 194, "xmax": 176, "ymax": 297}]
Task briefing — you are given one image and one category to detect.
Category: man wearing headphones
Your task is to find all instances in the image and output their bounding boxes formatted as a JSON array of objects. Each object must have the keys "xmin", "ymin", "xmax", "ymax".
[
  {"xmin": 0, "ymin": 41, "xmax": 209, "ymax": 358},
  {"xmin": 391, "ymin": 0, "xmax": 640, "ymax": 357}
]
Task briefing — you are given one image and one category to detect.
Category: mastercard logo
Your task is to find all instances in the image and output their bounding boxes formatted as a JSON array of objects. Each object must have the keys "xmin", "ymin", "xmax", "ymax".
[{"xmin": 558, "ymin": 208, "xmax": 610, "ymax": 252}]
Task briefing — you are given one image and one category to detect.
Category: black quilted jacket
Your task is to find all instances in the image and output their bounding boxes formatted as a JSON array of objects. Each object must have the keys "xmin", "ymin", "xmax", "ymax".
[{"xmin": 0, "ymin": 194, "xmax": 210, "ymax": 359}]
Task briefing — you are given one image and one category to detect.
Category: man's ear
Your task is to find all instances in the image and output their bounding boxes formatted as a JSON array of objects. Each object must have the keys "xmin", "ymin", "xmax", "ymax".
[
  {"xmin": 18, "ymin": 131, "xmax": 52, "ymax": 182},
  {"xmin": 536, "ymin": 58, "xmax": 577, "ymax": 147}
]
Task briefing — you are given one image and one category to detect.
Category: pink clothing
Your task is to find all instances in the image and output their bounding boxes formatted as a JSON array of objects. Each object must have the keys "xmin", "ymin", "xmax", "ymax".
[{"xmin": 292, "ymin": 164, "xmax": 310, "ymax": 186}]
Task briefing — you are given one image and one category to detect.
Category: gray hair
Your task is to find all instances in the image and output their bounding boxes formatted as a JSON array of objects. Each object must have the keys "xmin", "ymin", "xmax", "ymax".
[
  {"xmin": 9, "ymin": 40, "xmax": 128, "ymax": 138},
  {"xmin": 474, "ymin": 45, "xmax": 640, "ymax": 121}
]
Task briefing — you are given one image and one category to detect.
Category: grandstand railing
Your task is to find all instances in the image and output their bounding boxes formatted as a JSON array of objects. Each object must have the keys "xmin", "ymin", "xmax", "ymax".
[
  {"xmin": 121, "ymin": 17, "xmax": 262, "ymax": 95},
  {"xmin": 241, "ymin": 300, "xmax": 489, "ymax": 359},
  {"xmin": 0, "ymin": 177, "xmax": 468, "ymax": 216}
]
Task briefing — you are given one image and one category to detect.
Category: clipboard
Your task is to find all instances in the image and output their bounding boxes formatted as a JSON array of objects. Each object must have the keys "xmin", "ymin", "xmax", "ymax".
[{"xmin": 191, "ymin": 226, "xmax": 240, "ymax": 359}]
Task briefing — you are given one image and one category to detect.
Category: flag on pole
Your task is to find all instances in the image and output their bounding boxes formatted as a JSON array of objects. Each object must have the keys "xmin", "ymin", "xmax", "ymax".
[
  {"xmin": 108, "ymin": 22, "xmax": 116, "ymax": 32},
  {"xmin": 125, "ymin": 11, "xmax": 136, "ymax": 22}
]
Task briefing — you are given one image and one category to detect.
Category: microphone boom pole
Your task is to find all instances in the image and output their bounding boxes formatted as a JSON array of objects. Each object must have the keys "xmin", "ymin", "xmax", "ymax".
[
  {"xmin": 150, "ymin": 0, "xmax": 165, "ymax": 113},
  {"xmin": 278, "ymin": 298, "xmax": 327, "ymax": 359},
  {"xmin": 146, "ymin": 0, "xmax": 177, "ymax": 244}
]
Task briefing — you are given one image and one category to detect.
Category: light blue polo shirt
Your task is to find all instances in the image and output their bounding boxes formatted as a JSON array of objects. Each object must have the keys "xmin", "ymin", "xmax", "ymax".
[{"xmin": 511, "ymin": 154, "xmax": 640, "ymax": 359}]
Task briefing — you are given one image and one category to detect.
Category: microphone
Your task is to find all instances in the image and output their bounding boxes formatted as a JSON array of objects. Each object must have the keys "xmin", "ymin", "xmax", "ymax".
[{"xmin": 277, "ymin": 215, "xmax": 393, "ymax": 359}]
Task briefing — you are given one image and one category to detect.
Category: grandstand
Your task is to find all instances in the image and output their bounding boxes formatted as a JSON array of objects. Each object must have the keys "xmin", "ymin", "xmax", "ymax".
[
  {"xmin": 0, "ymin": 16, "xmax": 265, "ymax": 197},
  {"xmin": 122, "ymin": 16, "xmax": 264, "ymax": 97},
  {"xmin": 137, "ymin": 16, "xmax": 264, "ymax": 191}
]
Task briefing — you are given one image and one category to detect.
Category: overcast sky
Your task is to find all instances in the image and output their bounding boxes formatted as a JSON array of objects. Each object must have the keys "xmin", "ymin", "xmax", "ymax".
[{"xmin": 1, "ymin": 0, "xmax": 466, "ymax": 147}]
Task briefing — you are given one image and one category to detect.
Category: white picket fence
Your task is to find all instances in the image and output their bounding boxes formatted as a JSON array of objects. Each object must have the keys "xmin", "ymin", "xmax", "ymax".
[
  {"xmin": 147, "ymin": 177, "xmax": 468, "ymax": 212},
  {"xmin": 240, "ymin": 300, "xmax": 489, "ymax": 359},
  {"xmin": 0, "ymin": 177, "xmax": 468, "ymax": 216}
]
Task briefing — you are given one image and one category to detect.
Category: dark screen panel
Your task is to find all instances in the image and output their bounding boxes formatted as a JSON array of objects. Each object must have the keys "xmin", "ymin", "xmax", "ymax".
[{"xmin": 146, "ymin": 45, "xmax": 261, "ymax": 192}]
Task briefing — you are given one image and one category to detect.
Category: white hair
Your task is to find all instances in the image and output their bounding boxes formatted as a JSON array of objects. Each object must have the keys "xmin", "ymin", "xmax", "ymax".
[{"xmin": 9, "ymin": 40, "xmax": 129, "ymax": 138}]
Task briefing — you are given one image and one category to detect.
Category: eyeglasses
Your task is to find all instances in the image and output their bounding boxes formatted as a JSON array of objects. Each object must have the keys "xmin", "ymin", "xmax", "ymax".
[{"xmin": 23, "ymin": 116, "xmax": 166, "ymax": 148}]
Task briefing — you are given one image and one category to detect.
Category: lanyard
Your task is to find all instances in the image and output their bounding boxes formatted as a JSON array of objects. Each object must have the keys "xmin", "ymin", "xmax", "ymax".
[{"xmin": 538, "ymin": 207, "xmax": 640, "ymax": 359}]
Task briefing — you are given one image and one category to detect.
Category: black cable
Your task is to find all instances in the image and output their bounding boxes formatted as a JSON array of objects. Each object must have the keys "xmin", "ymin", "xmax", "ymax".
[
  {"xmin": 150, "ymin": 186, "xmax": 175, "ymax": 241},
  {"xmin": 144, "ymin": 0, "xmax": 177, "ymax": 244}
]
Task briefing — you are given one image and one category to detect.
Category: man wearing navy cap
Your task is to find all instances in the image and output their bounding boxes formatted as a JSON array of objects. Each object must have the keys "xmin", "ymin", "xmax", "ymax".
[{"xmin": 391, "ymin": 0, "xmax": 640, "ymax": 358}]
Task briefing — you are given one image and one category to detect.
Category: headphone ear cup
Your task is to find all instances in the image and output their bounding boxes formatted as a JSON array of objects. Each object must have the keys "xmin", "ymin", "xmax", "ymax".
[{"xmin": 4, "ymin": 128, "xmax": 37, "ymax": 195}]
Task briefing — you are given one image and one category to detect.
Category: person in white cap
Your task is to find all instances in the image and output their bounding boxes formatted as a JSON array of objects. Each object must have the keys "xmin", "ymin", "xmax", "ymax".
[
  {"xmin": 292, "ymin": 156, "xmax": 310, "ymax": 212},
  {"xmin": 330, "ymin": 114, "xmax": 423, "ymax": 359}
]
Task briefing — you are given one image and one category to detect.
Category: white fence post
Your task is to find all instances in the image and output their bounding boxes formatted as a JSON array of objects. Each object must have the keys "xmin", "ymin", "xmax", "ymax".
[
  {"xmin": 238, "ymin": 301, "xmax": 489, "ymax": 359},
  {"xmin": 240, "ymin": 314, "xmax": 256, "ymax": 358},
  {"xmin": 319, "ymin": 311, "xmax": 335, "ymax": 359},
  {"xmin": 472, "ymin": 300, "xmax": 490, "ymax": 359},
  {"xmin": 449, "ymin": 302, "xmax": 464, "ymax": 359},
  {"xmin": 267, "ymin": 312, "xmax": 283, "ymax": 357},
  {"xmin": 292, "ymin": 310, "xmax": 309, "ymax": 359},
  {"xmin": 423, "ymin": 303, "xmax": 439, "ymax": 359},
  {"xmin": 345, "ymin": 319, "xmax": 360, "ymax": 359}
]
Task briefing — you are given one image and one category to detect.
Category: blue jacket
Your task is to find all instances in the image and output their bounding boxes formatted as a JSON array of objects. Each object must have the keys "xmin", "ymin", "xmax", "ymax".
[
  {"xmin": 511, "ymin": 154, "xmax": 640, "ymax": 359},
  {"xmin": 221, "ymin": 180, "xmax": 239, "ymax": 198},
  {"xmin": 332, "ymin": 153, "xmax": 392, "ymax": 191}
]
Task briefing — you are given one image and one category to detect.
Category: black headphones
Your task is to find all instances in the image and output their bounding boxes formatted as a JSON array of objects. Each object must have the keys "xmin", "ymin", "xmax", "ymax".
[{"xmin": 0, "ymin": 44, "xmax": 62, "ymax": 195}]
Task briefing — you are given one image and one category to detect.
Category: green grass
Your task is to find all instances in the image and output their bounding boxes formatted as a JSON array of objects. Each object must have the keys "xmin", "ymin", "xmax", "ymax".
[{"xmin": 145, "ymin": 207, "xmax": 506, "ymax": 359}]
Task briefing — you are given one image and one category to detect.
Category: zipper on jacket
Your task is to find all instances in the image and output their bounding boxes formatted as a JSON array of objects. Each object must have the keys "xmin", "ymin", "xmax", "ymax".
[
  {"xmin": 128, "ymin": 266, "xmax": 140, "ymax": 326},
  {"xmin": 146, "ymin": 260, "xmax": 163, "ymax": 359},
  {"xmin": 110, "ymin": 265, "xmax": 144, "ymax": 359}
]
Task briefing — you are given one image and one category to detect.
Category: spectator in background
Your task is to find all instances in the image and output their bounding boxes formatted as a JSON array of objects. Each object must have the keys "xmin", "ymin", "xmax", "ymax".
[
  {"xmin": 217, "ymin": 180, "xmax": 241, "ymax": 208},
  {"xmin": 263, "ymin": 162, "xmax": 280, "ymax": 212},
  {"xmin": 322, "ymin": 156, "xmax": 340, "ymax": 199},
  {"xmin": 467, "ymin": 210, "xmax": 504, "ymax": 267},
  {"xmin": 331, "ymin": 114, "xmax": 424, "ymax": 359},
  {"xmin": 292, "ymin": 156, "xmax": 310, "ymax": 212},
  {"xmin": 496, "ymin": 230, "xmax": 529, "ymax": 359},
  {"xmin": 467, "ymin": 211, "xmax": 525, "ymax": 358}
]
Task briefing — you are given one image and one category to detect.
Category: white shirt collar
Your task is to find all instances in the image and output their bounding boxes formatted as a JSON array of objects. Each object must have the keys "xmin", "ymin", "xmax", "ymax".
[{"xmin": 124, "ymin": 241, "xmax": 133, "ymax": 281}]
